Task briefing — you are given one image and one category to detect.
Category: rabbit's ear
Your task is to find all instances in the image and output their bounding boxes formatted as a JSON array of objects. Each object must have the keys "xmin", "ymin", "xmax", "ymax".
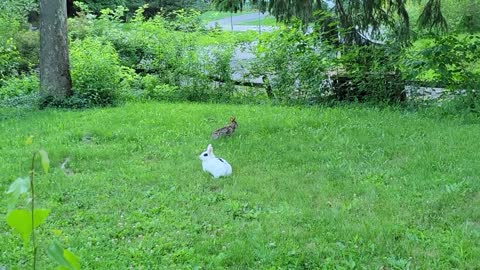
[
  {"xmin": 207, "ymin": 144, "xmax": 213, "ymax": 154},
  {"xmin": 230, "ymin": 116, "xmax": 235, "ymax": 122}
]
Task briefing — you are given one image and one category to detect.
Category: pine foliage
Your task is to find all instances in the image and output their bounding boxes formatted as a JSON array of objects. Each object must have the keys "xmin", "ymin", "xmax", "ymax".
[
  {"xmin": 212, "ymin": 0, "xmax": 245, "ymax": 13},
  {"xmin": 254, "ymin": 0, "xmax": 449, "ymax": 44}
]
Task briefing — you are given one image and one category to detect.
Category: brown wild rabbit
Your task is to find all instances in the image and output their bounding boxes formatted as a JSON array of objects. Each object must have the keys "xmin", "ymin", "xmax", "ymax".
[{"xmin": 211, "ymin": 116, "xmax": 238, "ymax": 139}]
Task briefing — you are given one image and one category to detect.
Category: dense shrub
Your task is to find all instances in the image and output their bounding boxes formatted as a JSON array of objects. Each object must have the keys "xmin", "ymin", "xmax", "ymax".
[
  {"xmin": 202, "ymin": 43, "xmax": 236, "ymax": 99},
  {"xmin": 139, "ymin": 74, "xmax": 179, "ymax": 101},
  {"xmin": 0, "ymin": 0, "xmax": 40, "ymax": 74},
  {"xmin": 14, "ymin": 30, "xmax": 39, "ymax": 72},
  {"xmin": 0, "ymin": 73, "xmax": 38, "ymax": 100},
  {"xmin": 403, "ymin": 34, "xmax": 480, "ymax": 114},
  {"xmin": 253, "ymin": 24, "xmax": 407, "ymax": 104},
  {"xmin": 73, "ymin": 0, "xmax": 207, "ymax": 18},
  {"xmin": 252, "ymin": 24, "xmax": 336, "ymax": 104},
  {"xmin": 404, "ymin": 34, "xmax": 480, "ymax": 89},
  {"xmin": 73, "ymin": 0, "xmax": 127, "ymax": 15},
  {"xmin": 70, "ymin": 37, "xmax": 134, "ymax": 106},
  {"xmin": 0, "ymin": 10, "xmax": 39, "ymax": 79},
  {"xmin": 0, "ymin": 13, "xmax": 22, "ymax": 43},
  {"xmin": 335, "ymin": 44, "xmax": 406, "ymax": 103},
  {"xmin": 65, "ymin": 5, "xmax": 243, "ymax": 104},
  {"xmin": 165, "ymin": 9, "xmax": 205, "ymax": 32},
  {"xmin": 96, "ymin": 12, "xmax": 235, "ymax": 101},
  {"xmin": 0, "ymin": 14, "xmax": 23, "ymax": 81},
  {"xmin": 67, "ymin": 5, "xmax": 96, "ymax": 40},
  {"xmin": 0, "ymin": 39, "xmax": 21, "ymax": 82},
  {"xmin": 0, "ymin": 0, "xmax": 37, "ymax": 19}
]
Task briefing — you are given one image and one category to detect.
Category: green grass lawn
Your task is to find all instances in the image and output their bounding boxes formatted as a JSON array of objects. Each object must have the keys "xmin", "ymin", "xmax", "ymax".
[
  {"xmin": 1, "ymin": 102, "xmax": 479, "ymax": 269},
  {"xmin": 199, "ymin": 10, "xmax": 257, "ymax": 22},
  {"xmin": 237, "ymin": 16, "xmax": 278, "ymax": 27}
]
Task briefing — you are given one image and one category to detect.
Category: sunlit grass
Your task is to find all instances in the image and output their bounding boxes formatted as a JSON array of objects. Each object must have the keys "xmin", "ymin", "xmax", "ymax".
[
  {"xmin": 199, "ymin": 10, "xmax": 256, "ymax": 22},
  {"xmin": 1, "ymin": 102, "xmax": 479, "ymax": 269},
  {"xmin": 237, "ymin": 15, "xmax": 278, "ymax": 27}
]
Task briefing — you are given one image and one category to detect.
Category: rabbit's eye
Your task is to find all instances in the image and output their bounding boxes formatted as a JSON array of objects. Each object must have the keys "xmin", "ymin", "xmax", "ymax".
[{"xmin": 203, "ymin": 153, "xmax": 208, "ymax": 157}]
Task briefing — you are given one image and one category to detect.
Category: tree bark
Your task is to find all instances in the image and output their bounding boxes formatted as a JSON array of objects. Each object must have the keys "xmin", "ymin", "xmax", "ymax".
[
  {"xmin": 67, "ymin": 0, "xmax": 76, "ymax": 17},
  {"xmin": 40, "ymin": 0, "xmax": 72, "ymax": 99}
]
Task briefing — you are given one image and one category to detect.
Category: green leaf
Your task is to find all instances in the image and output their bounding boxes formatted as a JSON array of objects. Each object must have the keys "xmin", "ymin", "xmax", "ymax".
[
  {"xmin": 63, "ymin": 249, "xmax": 81, "ymax": 270},
  {"xmin": 6, "ymin": 177, "xmax": 30, "ymax": 199},
  {"xmin": 38, "ymin": 149, "xmax": 50, "ymax": 174},
  {"xmin": 6, "ymin": 208, "xmax": 50, "ymax": 246},
  {"xmin": 48, "ymin": 242, "xmax": 71, "ymax": 269},
  {"xmin": 48, "ymin": 242, "xmax": 81, "ymax": 270}
]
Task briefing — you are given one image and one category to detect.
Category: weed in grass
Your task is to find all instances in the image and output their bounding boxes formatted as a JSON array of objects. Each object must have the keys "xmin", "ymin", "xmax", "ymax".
[{"xmin": 5, "ymin": 149, "xmax": 80, "ymax": 269}]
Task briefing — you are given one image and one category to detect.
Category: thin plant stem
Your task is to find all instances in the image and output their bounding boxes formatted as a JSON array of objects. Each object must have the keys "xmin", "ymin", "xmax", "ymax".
[{"xmin": 30, "ymin": 152, "xmax": 37, "ymax": 270}]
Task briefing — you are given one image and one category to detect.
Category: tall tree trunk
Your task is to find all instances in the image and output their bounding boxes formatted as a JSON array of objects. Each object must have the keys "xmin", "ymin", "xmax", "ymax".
[
  {"xmin": 67, "ymin": 0, "xmax": 76, "ymax": 17},
  {"xmin": 40, "ymin": 0, "xmax": 72, "ymax": 100}
]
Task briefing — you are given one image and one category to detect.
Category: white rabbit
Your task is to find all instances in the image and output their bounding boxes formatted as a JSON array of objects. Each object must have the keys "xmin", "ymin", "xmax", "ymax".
[{"xmin": 199, "ymin": 144, "xmax": 232, "ymax": 178}]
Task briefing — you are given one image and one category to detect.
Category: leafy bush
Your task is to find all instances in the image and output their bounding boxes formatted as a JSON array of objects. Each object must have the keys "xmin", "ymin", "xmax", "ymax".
[
  {"xmin": 74, "ymin": 0, "xmax": 204, "ymax": 18},
  {"xmin": 202, "ymin": 43, "xmax": 236, "ymax": 99},
  {"xmin": 165, "ymin": 8, "xmax": 205, "ymax": 32},
  {"xmin": 67, "ymin": 2, "xmax": 96, "ymax": 40},
  {"xmin": 70, "ymin": 37, "xmax": 133, "ymax": 106},
  {"xmin": 73, "ymin": 0, "xmax": 128, "ymax": 15},
  {"xmin": 0, "ymin": 13, "xmax": 22, "ymax": 42},
  {"xmin": 0, "ymin": 0, "xmax": 37, "ymax": 19},
  {"xmin": 140, "ymin": 74, "xmax": 179, "ymax": 101},
  {"xmin": 0, "ymin": 39, "xmax": 21, "ymax": 81},
  {"xmin": 66, "ymin": 4, "xmax": 244, "ymax": 103},
  {"xmin": 114, "ymin": 16, "xmax": 167, "ymax": 71},
  {"xmin": 14, "ymin": 30, "xmax": 39, "ymax": 72},
  {"xmin": 117, "ymin": 15, "xmax": 234, "ymax": 101},
  {"xmin": 0, "ymin": 14, "xmax": 21, "ymax": 79},
  {"xmin": 0, "ymin": 73, "xmax": 38, "ymax": 100},
  {"xmin": 0, "ymin": 11, "xmax": 39, "ymax": 78},
  {"xmin": 252, "ymin": 24, "xmax": 335, "ymax": 104},
  {"xmin": 162, "ymin": 35, "xmax": 237, "ymax": 102},
  {"xmin": 254, "ymin": 24, "xmax": 407, "ymax": 104},
  {"xmin": 336, "ymin": 44, "xmax": 406, "ymax": 103},
  {"xmin": 403, "ymin": 34, "xmax": 480, "ymax": 115},
  {"xmin": 404, "ymin": 34, "xmax": 480, "ymax": 89}
]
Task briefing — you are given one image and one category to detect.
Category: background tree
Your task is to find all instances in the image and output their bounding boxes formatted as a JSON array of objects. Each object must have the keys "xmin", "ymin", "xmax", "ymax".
[
  {"xmin": 39, "ymin": 0, "xmax": 72, "ymax": 100},
  {"xmin": 70, "ymin": 0, "xmax": 207, "ymax": 18},
  {"xmin": 253, "ymin": 0, "xmax": 448, "ymax": 44},
  {"xmin": 212, "ymin": 0, "xmax": 246, "ymax": 30}
]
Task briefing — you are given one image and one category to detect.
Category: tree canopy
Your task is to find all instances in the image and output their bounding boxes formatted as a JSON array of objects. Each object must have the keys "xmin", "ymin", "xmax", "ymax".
[
  {"xmin": 212, "ymin": 0, "xmax": 245, "ymax": 13},
  {"xmin": 253, "ymin": 0, "xmax": 448, "ymax": 44}
]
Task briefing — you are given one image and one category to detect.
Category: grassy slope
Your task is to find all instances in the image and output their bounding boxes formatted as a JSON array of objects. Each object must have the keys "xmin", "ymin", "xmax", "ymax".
[
  {"xmin": 0, "ymin": 103, "xmax": 479, "ymax": 269},
  {"xmin": 237, "ymin": 16, "xmax": 278, "ymax": 26},
  {"xmin": 199, "ymin": 11, "xmax": 257, "ymax": 22}
]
